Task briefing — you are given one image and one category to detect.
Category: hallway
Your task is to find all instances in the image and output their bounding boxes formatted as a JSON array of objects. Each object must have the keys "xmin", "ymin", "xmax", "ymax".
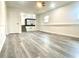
[{"xmin": 0, "ymin": 31, "xmax": 79, "ymax": 58}]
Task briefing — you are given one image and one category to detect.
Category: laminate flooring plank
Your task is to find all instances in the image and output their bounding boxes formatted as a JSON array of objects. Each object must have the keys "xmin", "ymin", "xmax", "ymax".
[{"xmin": 0, "ymin": 31, "xmax": 79, "ymax": 58}]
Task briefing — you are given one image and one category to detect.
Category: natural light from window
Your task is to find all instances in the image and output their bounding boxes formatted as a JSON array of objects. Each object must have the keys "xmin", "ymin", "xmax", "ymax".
[{"xmin": 44, "ymin": 16, "xmax": 49, "ymax": 23}]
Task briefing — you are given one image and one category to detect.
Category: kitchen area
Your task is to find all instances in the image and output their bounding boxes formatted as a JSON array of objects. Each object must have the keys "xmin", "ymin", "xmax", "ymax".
[{"xmin": 21, "ymin": 13, "xmax": 36, "ymax": 32}]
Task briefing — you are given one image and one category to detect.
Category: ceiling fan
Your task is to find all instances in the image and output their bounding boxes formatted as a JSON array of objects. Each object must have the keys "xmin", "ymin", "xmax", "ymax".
[{"xmin": 36, "ymin": 1, "xmax": 46, "ymax": 8}]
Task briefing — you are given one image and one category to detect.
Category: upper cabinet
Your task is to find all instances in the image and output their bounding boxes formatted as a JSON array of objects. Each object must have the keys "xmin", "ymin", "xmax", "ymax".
[
  {"xmin": 25, "ymin": 18, "xmax": 36, "ymax": 26},
  {"xmin": 20, "ymin": 13, "xmax": 36, "ymax": 25}
]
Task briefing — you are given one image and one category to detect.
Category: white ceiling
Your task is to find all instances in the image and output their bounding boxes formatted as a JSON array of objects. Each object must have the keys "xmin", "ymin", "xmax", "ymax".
[{"xmin": 6, "ymin": 1, "xmax": 72, "ymax": 14}]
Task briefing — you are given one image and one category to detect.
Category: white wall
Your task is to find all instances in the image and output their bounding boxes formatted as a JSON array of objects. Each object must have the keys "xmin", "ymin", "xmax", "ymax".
[
  {"xmin": 0, "ymin": 1, "xmax": 6, "ymax": 52},
  {"xmin": 7, "ymin": 7, "xmax": 21, "ymax": 33},
  {"xmin": 7, "ymin": 7, "xmax": 37, "ymax": 34},
  {"xmin": 37, "ymin": 2, "xmax": 79, "ymax": 38}
]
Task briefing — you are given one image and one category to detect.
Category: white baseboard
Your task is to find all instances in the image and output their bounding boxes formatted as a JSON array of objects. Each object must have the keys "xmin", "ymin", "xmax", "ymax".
[
  {"xmin": 53, "ymin": 32, "xmax": 79, "ymax": 38},
  {"xmin": 39, "ymin": 30, "xmax": 79, "ymax": 38}
]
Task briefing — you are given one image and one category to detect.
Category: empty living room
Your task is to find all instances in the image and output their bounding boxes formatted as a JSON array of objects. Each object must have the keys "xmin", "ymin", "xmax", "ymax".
[{"xmin": 0, "ymin": 0, "xmax": 79, "ymax": 58}]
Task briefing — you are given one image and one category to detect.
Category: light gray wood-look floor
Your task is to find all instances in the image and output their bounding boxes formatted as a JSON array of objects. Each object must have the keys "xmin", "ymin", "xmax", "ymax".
[{"xmin": 0, "ymin": 31, "xmax": 79, "ymax": 58}]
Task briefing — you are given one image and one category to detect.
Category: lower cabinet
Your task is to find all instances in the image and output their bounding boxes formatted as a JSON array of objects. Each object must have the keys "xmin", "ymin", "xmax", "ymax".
[{"xmin": 25, "ymin": 26, "xmax": 36, "ymax": 31}]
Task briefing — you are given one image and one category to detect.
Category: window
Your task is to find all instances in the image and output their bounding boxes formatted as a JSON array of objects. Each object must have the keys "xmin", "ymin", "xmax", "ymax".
[{"xmin": 44, "ymin": 16, "xmax": 49, "ymax": 23}]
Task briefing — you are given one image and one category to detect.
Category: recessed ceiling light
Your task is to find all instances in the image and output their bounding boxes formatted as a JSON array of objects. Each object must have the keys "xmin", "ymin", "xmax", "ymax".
[{"xmin": 50, "ymin": 3, "xmax": 56, "ymax": 8}]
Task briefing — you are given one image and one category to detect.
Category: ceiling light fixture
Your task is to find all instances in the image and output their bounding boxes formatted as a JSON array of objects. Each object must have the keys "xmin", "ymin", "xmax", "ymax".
[
  {"xmin": 37, "ymin": 1, "xmax": 42, "ymax": 8},
  {"xmin": 36, "ymin": 1, "xmax": 46, "ymax": 8}
]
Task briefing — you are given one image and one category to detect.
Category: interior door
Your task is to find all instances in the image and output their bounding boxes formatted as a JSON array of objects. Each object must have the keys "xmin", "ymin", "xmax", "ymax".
[{"xmin": 8, "ymin": 10, "xmax": 21, "ymax": 33}]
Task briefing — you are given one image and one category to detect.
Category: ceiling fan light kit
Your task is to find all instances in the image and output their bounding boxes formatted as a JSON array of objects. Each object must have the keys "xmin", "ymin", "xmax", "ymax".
[{"xmin": 36, "ymin": 1, "xmax": 46, "ymax": 8}]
